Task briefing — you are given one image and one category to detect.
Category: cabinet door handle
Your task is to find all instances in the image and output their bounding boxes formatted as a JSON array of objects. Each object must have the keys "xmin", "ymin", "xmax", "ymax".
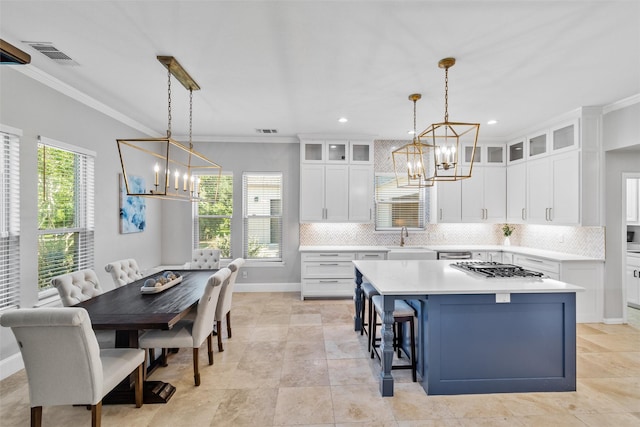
[
  {"xmin": 485, "ymin": 209, "xmax": 488, "ymax": 220},
  {"xmin": 635, "ymin": 270, "xmax": 638, "ymax": 278},
  {"xmin": 522, "ymin": 208, "xmax": 526, "ymax": 221},
  {"xmin": 548, "ymin": 207, "xmax": 552, "ymax": 221},
  {"xmin": 439, "ymin": 208, "xmax": 443, "ymax": 220}
]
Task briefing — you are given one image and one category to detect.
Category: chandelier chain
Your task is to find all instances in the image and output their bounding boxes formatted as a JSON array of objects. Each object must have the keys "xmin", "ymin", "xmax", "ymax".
[
  {"xmin": 189, "ymin": 88, "xmax": 193, "ymax": 149},
  {"xmin": 444, "ymin": 66, "xmax": 449, "ymax": 122},
  {"xmin": 167, "ymin": 66, "xmax": 172, "ymax": 138}
]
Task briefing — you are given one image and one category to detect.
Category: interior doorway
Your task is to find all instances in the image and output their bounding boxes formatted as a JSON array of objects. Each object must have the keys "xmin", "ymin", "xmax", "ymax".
[{"xmin": 623, "ymin": 173, "xmax": 640, "ymax": 325}]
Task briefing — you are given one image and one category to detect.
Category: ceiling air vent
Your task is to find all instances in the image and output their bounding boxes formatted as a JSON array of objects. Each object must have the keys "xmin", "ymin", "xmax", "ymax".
[
  {"xmin": 255, "ymin": 129, "xmax": 278, "ymax": 134},
  {"xmin": 23, "ymin": 41, "xmax": 79, "ymax": 65}
]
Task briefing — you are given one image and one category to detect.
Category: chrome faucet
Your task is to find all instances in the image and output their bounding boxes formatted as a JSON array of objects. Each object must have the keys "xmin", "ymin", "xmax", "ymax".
[{"xmin": 400, "ymin": 226, "xmax": 409, "ymax": 247}]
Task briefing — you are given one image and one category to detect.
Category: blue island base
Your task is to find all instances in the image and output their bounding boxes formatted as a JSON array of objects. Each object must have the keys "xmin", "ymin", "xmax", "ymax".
[{"xmin": 414, "ymin": 292, "xmax": 576, "ymax": 395}]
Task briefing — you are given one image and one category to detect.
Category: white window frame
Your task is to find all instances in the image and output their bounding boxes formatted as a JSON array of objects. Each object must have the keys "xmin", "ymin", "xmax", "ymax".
[
  {"xmin": 1, "ymin": 125, "xmax": 21, "ymax": 310},
  {"xmin": 192, "ymin": 172, "xmax": 233, "ymax": 259},
  {"xmin": 242, "ymin": 172, "xmax": 283, "ymax": 262},
  {"xmin": 37, "ymin": 136, "xmax": 95, "ymax": 298},
  {"xmin": 375, "ymin": 172, "xmax": 427, "ymax": 230}
]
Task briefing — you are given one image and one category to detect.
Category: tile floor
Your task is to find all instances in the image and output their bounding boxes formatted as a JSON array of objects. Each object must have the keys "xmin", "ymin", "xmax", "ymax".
[{"xmin": 1, "ymin": 293, "xmax": 639, "ymax": 426}]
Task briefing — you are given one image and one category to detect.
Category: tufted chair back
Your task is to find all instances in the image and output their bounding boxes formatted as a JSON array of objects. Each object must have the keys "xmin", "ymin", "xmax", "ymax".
[
  {"xmin": 104, "ymin": 258, "xmax": 143, "ymax": 288},
  {"xmin": 51, "ymin": 270, "xmax": 103, "ymax": 306},
  {"xmin": 189, "ymin": 249, "xmax": 221, "ymax": 269}
]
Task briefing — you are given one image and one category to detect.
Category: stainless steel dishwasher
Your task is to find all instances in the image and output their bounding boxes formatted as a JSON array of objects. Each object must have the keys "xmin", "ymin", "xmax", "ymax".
[{"xmin": 436, "ymin": 251, "xmax": 472, "ymax": 260}]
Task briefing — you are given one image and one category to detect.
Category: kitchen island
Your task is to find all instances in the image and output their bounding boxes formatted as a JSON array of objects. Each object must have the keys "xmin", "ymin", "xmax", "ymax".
[{"xmin": 353, "ymin": 259, "xmax": 584, "ymax": 397}]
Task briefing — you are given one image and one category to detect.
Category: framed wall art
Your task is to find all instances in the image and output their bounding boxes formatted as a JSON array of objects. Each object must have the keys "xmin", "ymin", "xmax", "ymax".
[{"xmin": 119, "ymin": 174, "xmax": 146, "ymax": 233}]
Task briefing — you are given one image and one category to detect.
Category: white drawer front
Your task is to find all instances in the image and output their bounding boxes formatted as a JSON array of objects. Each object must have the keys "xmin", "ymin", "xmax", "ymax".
[
  {"xmin": 302, "ymin": 261, "xmax": 355, "ymax": 278},
  {"xmin": 302, "ymin": 252, "xmax": 355, "ymax": 262},
  {"xmin": 513, "ymin": 255, "xmax": 560, "ymax": 275},
  {"xmin": 302, "ymin": 279, "xmax": 354, "ymax": 297},
  {"xmin": 356, "ymin": 252, "xmax": 386, "ymax": 260}
]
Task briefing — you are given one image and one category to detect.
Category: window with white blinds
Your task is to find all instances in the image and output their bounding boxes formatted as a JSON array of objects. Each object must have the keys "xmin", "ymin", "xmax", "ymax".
[
  {"xmin": 193, "ymin": 173, "xmax": 233, "ymax": 258},
  {"xmin": 375, "ymin": 173, "xmax": 426, "ymax": 230},
  {"xmin": 243, "ymin": 173, "xmax": 282, "ymax": 261},
  {"xmin": 37, "ymin": 137, "xmax": 95, "ymax": 293},
  {"xmin": 1, "ymin": 128, "xmax": 21, "ymax": 310}
]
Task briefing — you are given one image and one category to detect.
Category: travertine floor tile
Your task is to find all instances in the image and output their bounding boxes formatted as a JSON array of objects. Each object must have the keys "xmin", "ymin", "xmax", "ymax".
[
  {"xmin": 2, "ymin": 293, "xmax": 640, "ymax": 427},
  {"xmin": 273, "ymin": 386, "xmax": 335, "ymax": 425}
]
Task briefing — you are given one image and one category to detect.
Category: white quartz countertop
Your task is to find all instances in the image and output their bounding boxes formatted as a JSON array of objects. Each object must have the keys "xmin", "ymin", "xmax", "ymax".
[
  {"xmin": 299, "ymin": 245, "xmax": 603, "ymax": 262},
  {"xmin": 353, "ymin": 259, "xmax": 585, "ymax": 296}
]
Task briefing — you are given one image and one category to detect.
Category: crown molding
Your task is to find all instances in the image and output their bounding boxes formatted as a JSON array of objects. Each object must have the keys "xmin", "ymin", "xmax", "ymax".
[{"xmin": 603, "ymin": 93, "xmax": 640, "ymax": 114}]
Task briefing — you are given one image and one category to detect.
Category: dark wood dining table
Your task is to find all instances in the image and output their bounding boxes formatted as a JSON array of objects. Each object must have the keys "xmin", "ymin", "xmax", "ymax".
[{"xmin": 74, "ymin": 269, "xmax": 216, "ymax": 404}]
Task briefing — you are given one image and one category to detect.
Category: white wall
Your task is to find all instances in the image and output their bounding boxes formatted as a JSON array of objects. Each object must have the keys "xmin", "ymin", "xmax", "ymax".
[{"xmin": 0, "ymin": 68, "xmax": 164, "ymax": 370}]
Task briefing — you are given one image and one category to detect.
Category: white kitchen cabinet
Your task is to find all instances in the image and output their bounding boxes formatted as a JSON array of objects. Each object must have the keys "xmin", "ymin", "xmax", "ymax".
[
  {"xmin": 348, "ymin": 165, "xmax": 374, "ymax": 222},
  {"xmin": 506, "ymin": 162, "xmax": 527, "ymax": 223},
  {"xmin": 472, "ymin": 251, "xmax": 502, "ymax": 262},
  {"xmin": 461, "ymin": 166, "xmax": 506, "ymax": 223},
  {"xmin": 300, "ymin": 138, "xmax": 374, "ymax": 223},
  {"xmin": 300, "ymin": 164, "xmax": 349, "ymax": 221},
  {"xmin": 627, "ymin": 254, "xmax": 640, "ymax": 308},
  {"xmin": 300, "ymin": 250, "xmax": 386, "ymax": 299},
  {"xmin": 462, "ymin": 143, "xmax": 506, "ymax": 166},
  {"xmin": 627, "ymin": 178, "xmax": 640, "ymax": 224},
  {"xmin": 512, "ymin": 254, "xmax": 603, "ymax": 323},
  {"xmin": 435, "ymin": 180, "xmax": 461, "ymax": 223},
  {"xmin": 526, "ymin": 150, "xmax": 580, "ymax": 225},
  {"xmin": 507, "ymin": 138, "xmax": 526, "ymax": 165}
]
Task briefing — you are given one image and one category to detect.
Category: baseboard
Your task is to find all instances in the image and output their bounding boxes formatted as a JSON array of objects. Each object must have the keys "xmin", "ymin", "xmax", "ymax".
[
  {"xmin": 0, "ymin": 352, "xmax": 24, "ymax": 381},
  {"xmin": 234, "ymin": 282, "xmax": 300, "ymax": 293},
  {"xmin": 603, "ymin": 317, "xmax": 625, "ymax": 325}
]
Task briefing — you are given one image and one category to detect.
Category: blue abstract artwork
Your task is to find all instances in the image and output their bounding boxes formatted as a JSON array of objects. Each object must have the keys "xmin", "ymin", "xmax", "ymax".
[{"xmin": 120, "ymin": 174, "xmax": 146, "ymax": 233}]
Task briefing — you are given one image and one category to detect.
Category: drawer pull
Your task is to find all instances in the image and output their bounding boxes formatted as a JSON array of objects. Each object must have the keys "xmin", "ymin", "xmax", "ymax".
[
  {"xmin": 319, "ymin": 254, "xmax": 340, "ymax": 257},
  {"xmin": 319, "ymin": 263, "xmax": 339, "ymax": 266},
  {"xmin": 319, "ymin": 280, "xmax": 339, "ymax": 283}
]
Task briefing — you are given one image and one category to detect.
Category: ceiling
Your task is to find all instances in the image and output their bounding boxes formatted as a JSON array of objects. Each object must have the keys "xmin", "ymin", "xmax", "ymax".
[{"xmin": 1, "ymin": 1, "xmax": 639, "ymax": 143}]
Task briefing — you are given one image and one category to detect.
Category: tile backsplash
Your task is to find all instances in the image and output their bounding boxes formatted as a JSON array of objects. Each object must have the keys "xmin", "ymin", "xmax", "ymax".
[{"xmin": 299, "ymin": 223, "xmax": 605, "ymax": 259}]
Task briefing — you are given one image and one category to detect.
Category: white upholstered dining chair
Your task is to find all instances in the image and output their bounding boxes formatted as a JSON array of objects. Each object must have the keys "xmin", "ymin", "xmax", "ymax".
[
  {"xmin": 215, "ymin": 258, "xmax": 245, "ymax": 351},
  {"xmin": 189, "ymin": 249, "xmax": 221, "ymax": 269},
  {"xmin": 0, "ymin": 307, "xmax": 145, "ymax": 427},
  {"xmin": 51, "ymin": 269, "xmax": 103, "ymax": 307},
  {"xmin": 104, "ymin": 258, "xmax": 144, "ymax": 288},
  {"xmin": 50, "ymin": 269, "xmax": 114, "ymax": 348},
  {"xmin": 138, "ymin": 267, "xmax": 231, "ymax": 386}
]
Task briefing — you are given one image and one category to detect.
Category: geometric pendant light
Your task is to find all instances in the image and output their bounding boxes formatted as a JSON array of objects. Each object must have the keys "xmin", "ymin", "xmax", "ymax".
[{"xmin": 116, "ymin": 56, "xmax": 221, "ymax": 201}]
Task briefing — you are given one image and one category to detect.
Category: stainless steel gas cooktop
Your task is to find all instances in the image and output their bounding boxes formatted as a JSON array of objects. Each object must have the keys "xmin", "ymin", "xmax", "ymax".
[{"xmin": 450, "ymin": 261, "xmax": 545, "ymax": 279}]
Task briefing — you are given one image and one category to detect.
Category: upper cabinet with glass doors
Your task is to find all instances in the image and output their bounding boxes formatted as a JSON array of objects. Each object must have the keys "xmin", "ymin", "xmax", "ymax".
[
  {"xmin": 526, "ymin": 119, "xmax": 579, "ymax": 160},
  {"xmin": 301, "ymin": 139, "xmax": 373, "ymax": 164},
  {"xmin": 461, "ymin": 143, "xmax": 505, "ymax": 166}
]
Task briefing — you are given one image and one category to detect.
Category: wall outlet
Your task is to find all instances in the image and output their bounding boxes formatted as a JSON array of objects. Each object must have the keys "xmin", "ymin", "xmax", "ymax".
[{"xmin": 242, "ymin": 271, "xmax": 248, "ymax": 279}]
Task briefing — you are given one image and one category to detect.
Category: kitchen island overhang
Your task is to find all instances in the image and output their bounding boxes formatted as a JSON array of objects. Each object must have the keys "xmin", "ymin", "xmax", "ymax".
[{"xmin": 353, "ymin": 259, "xmax": 584, "ymax": 397}]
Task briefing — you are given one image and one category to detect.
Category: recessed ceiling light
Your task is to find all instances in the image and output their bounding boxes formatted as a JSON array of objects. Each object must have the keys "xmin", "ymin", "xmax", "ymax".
[
  {"xmin": 487, "ymin": 120, "xmax": 498, "ymax": 125},
  {"xmin": 338, "ymin": 117, "xmax": 348, "ymax": 123}
]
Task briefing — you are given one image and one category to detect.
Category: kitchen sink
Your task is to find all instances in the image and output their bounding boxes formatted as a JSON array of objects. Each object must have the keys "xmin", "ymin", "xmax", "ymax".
[
  {"xmin": 386, "ymin": 247, "xmax": 437, "ymax": 260},
  {"xmin": 385, "ymin": 246, "xmax": 431, "ymax": 250}
]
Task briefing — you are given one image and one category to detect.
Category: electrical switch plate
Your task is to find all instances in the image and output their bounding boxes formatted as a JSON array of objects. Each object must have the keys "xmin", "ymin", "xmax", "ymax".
[
  {"xmin": 496, "ymin": 293, "xmax": 511, "ymax": 303},
  {"xmin": 242, "ymin": 271, "xmax": 248, "ymax": 279}
]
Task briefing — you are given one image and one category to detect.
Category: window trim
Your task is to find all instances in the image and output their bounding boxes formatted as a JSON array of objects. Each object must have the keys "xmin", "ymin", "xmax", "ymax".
[
  {"xmin": 37, "ymin": 136, "xmax": 95, "ymax": 296},
  {"xmin": 242, "ymin": 172, "xmax": 284, "ymax": 262}
]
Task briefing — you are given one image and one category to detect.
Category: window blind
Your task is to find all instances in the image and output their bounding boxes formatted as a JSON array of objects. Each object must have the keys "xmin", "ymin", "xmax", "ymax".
[
  {"xmin": 375, "ymin": 173, "xmax": 426, "ymax": 229},
  {"xmin": 0, "ymin": 128, "xmax": 21, "ymax": 310},
  {"xmin": 193, "ymin": 173, "xmax": 233, "ymax": 258},
  {"xmin": 243, "ymin": 173, "xmax": 282, "ymax": 260},
  {"xmin": 37, "ymin": 137, "xmax": 95, "ymax": 292}
]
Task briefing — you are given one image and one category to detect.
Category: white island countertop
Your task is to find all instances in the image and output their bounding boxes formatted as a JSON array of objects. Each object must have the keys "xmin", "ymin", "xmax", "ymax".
[{"xmin": 353, "ymin": 259, "xmax": 585, "ymax": 296}]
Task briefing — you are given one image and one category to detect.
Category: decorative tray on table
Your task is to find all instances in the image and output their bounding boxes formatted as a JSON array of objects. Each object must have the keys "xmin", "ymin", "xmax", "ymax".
[{"xmin": 140, "ymin": 271, "xmax": 183, "ymax": 294}]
